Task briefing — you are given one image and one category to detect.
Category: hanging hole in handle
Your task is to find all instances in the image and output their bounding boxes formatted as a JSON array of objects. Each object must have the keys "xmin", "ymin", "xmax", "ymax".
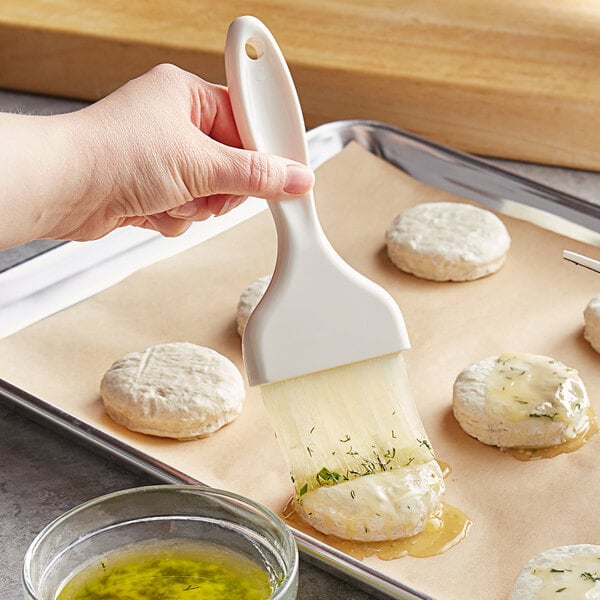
[{"xmin": 245, "ymin": 38, "xmax": 265, "ymax": 60}]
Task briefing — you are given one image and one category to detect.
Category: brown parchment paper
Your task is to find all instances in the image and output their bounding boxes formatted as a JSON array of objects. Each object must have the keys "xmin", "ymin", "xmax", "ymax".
[{"xmin": 2, "ymin": 143, "xmax": 600, "ymax": 600}]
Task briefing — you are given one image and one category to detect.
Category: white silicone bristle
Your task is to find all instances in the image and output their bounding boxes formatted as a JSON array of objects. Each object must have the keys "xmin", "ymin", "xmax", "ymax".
[{"xmin": 260, "ymin": 353, "xmax": 436, "ymax": 497}]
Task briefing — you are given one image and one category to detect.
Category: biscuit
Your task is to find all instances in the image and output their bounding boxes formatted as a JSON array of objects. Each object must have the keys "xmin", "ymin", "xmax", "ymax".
[
  {"xmin": 100, "ymin": 342, "xmax": 245, "ymax": 439},
  {"xmin": 584, "ymin": 295, "xmax": 600, "ymax": 354},
  {"xmin": 385, "ymin": 202, "xmax": 511, "ymax": 281},
  {"xmin": 298, "ymin": 460, "xmax": 445, "ymax": 542},
  {"xmin": 509, "ymin": 544, "xmax": 600, "ymax": 600},
  {"xmin": 236, "ymin": 275, "xmax": 271, "ymax": 337},
  {"xmin": 452, "ymin": 352, "xmax": 590, "ymax": 448}
]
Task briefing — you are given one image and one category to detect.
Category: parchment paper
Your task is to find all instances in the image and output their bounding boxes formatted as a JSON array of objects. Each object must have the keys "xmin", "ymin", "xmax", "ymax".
[{"xmin": 2, "ymin": 143, "xmax": 599, "ymax": 600}]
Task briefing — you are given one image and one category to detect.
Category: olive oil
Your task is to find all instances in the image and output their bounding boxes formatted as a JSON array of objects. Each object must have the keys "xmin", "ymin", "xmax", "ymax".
[{"xmin": 55, "ymin": 539, "xmax": 274, "ymax": 600}]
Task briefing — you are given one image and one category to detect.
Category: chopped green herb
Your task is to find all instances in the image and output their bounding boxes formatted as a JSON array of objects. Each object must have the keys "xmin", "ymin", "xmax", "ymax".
[
  {"xmin": 299, "ymin": 483, "xmax": 308, "ymax": 497},
  {"xmin": 529, "ymin": 412, "xmax": 558, "ymax": 420},
  {"xmin": 417, "ymin": 438, "xmax": 432, "ymax": 450},
  {"xmin": 316, "ymin": 467, "xmax": 343, "ymax": 486},
  {"xmin": 383, "ymin": 448, "xmax": 396, "ymax": 461}
]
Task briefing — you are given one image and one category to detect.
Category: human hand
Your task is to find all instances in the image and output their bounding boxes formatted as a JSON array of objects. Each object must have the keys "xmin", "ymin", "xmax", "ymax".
[
  {"xmin": 65, "ymin": 64, "xmax": 315, "ymax": 239},
  {"xmin": 0, "ymin": 64, "xmax": 314, "ymax": 248}
]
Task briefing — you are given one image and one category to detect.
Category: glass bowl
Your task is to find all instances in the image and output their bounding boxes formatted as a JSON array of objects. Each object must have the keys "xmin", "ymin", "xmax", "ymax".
[{"xmin": 22, "ymin": 484, "xmax": 298, "ymax": 600}]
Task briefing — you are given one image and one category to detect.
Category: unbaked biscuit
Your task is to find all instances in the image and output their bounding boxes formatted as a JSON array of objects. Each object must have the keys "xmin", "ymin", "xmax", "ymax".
[
  {"xmin": 236, "ymin": 275, "xmax": 271, "ymax": 337},
  {"xmin": 584, "ymin": 295, "xmax": 600, "ymax": 354},
  {"xmin": 509, "ymin": 544, "xmax": 600, "ymax": 600},
  {"xmin": 298, "ymin": 460, "xmax": 445, "ymax": 542},
  {"xmin": 385, "ymin": 201, "xmax": 511, "ymax": 281},
  {"xmin": 100, "ymin": 342, "xmax": 245, "ymax": 439},
  {"xmin": 452, "ymin": 352, "xmax": 590, "ymax": 449}
]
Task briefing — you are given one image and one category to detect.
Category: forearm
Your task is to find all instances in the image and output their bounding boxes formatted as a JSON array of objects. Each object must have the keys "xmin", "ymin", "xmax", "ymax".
[{"xmin": 0, "ymin": 111, "xmax": 92, "ymax": 249}]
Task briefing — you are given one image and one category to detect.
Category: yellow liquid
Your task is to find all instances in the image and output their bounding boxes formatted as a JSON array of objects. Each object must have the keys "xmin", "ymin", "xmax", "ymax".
[
  {"xmin": 505, "ymin": 411, "xmax": 597, "ymax": 461},
  {"xmin": 283, "ymin": 498, "xmax": 471, "ymax": 561},
  {"xmin": 55, "ymin": 539, "xmax": 274, "ymax": 600}
]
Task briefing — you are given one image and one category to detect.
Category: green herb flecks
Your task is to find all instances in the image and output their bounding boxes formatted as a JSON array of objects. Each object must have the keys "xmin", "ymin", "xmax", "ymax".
[
  {"xmin": 315, "ymin": 467, "xmax": 344, "ymax": 486},
  {"xmin": 417, "ymin": 438, "xmax": 434, "ymax": 453},
  {"xmin": 529, "ymin": 412, "xmax": 558, "ymax": 420}
]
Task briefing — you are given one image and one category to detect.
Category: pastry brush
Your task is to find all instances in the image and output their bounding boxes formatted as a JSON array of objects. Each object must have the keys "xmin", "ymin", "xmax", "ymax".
[{"xmin": 225, "ymin": 16, "xmax": 436, "ymax": 502}]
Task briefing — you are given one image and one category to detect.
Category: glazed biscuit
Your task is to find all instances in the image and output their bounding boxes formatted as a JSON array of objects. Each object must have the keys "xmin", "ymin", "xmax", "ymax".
[
  {"xmin": 452, "ymin": 352, "xmax": 590, "ymax": 449},
  {"xmin": 509, "ymin": 544, "xmax": 600, "ymax": 600},
  {"xmin": 298, "ymin": 460, "xmax": 445, "ymax": 542}
]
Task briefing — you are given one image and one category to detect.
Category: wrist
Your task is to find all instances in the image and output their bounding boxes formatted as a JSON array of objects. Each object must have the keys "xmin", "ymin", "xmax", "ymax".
[
  {"xmin": 40, "ymin": 110, "xmax": 105, "ymax": 240},
  {"xmin": 0, "ymin": 110, "xmax": 98, "ymax": 248}
]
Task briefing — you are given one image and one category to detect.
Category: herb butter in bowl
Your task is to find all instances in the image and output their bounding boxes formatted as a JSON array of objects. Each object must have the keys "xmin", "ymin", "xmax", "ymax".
[{"xmin": 22, "ymin": 485, "xmax": 298, "ymax": 600}]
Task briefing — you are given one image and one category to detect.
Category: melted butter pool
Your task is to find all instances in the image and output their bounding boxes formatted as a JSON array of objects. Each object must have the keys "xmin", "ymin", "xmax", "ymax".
[{"xmin": 55, "ymin": 539, "xmax": 273, "ymax": 600}]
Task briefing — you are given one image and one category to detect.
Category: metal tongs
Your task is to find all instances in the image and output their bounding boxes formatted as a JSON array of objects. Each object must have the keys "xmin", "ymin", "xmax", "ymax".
[{"xmin": 563, "ymin": 250, "xmax": 600, "ymax": 274}]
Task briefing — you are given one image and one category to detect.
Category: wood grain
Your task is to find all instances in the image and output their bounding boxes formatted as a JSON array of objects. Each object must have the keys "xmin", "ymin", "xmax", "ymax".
[{"xmin": 1, "ymin": 0, "xmax": 600, "ymax": 169}]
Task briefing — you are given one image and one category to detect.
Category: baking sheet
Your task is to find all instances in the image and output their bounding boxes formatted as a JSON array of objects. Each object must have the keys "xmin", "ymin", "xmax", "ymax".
[{"xmin": 1, "ymin": 137, "xmax": 600, "ymax": 600}]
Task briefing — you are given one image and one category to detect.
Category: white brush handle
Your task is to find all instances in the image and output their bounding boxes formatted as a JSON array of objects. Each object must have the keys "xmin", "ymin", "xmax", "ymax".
[
  {"xmin": 225, "ymin": 16, "xmax": 410, "ymax": 385},
  {"xmin": 224, "ymin": 15, "xmax": 327, "ymax": 257}
]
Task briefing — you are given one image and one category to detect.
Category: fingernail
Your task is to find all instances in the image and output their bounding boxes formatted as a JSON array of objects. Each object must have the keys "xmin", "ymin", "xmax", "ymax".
[
  {"xmin": 168, "ymin": 202, "xmax": 197, "ymax": 218},
  {"xmin": 284, "ymin": 165, "xmax": 314, "ymax": 195}
]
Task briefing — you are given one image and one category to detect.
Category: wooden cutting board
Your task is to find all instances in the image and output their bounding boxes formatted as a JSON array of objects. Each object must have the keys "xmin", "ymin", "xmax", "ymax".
[{"xmin": 1, "ymin": 0, "xmax": 600, "ymax": 170}]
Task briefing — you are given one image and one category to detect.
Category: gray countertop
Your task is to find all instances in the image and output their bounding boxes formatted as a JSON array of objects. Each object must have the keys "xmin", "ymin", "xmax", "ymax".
[{"xmin": 0, "ymin": 88, "xmax": 599, "ymax": 600}]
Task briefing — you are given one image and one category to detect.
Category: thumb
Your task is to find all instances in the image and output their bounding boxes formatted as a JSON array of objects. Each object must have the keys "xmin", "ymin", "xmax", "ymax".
[{"xmin": 203, "ymin": 142, "xmax": 315, "ymax": 200}]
